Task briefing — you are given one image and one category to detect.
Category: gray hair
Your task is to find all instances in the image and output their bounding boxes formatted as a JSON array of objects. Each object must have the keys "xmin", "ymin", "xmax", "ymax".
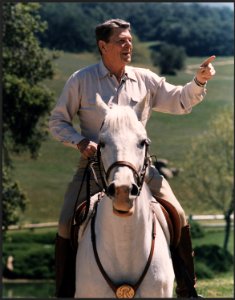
[{"xmin": 95, "ymin": 19, "xmax": 131, "ymax": 51}]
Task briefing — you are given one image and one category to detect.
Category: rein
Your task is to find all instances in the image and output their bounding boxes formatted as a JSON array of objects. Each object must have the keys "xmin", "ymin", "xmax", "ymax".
[{"xmin": 91, "ymin": 201, "xmax": 156, "ymax": 298}]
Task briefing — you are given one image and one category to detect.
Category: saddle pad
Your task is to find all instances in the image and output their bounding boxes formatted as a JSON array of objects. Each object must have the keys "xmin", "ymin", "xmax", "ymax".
[{"xmin": 152, "ymin": 196, "xmax": 181, "ymax": 248}]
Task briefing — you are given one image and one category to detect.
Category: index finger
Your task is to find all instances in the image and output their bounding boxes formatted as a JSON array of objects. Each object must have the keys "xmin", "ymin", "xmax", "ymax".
[{"xmin": 200, "ymin": 55, "xmax": 216, "ymax": 67}]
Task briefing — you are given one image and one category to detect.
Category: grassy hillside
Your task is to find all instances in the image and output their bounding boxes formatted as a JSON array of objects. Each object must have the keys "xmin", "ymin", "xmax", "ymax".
[{"xmin": 11, "ymin": 51, "xmax": 233, "ymax": 224}]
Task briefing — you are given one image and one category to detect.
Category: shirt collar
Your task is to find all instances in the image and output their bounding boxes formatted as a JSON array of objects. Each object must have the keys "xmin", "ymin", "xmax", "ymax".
[
  {"xmin": 98, "ymin": 60, "xmax": 110, "ymax": 79},
  {"xmin": 98, "ymin": 59, "xmax": 137, "ymax": 82}
]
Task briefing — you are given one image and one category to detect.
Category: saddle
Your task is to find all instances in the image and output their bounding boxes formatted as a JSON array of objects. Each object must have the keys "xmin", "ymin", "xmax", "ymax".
[
  {"xmin": 70, "ymin": 194, "xmax": 101, "ymax": 251},
  {"xmin": 71, "ymin": 195, "xmax": 181, "ymax": 251}
]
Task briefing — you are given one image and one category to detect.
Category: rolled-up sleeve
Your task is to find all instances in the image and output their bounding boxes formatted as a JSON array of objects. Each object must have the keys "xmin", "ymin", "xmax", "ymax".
[
  {"xmin": 147, "ymin": 71, "xmax": 207, "ymax": 114},
  {"xmin": 49, "ymin": 73, "xmax": 85, "ymax": 149}
]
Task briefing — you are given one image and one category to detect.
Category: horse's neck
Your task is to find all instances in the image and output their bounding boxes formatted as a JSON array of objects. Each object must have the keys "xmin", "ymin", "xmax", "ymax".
[{"xmin": 95, "ymin": 185, "xmax": 153, "ymax": 261}]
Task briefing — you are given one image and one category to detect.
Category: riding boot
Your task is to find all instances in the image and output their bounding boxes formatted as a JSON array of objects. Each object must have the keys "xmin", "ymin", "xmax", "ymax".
[
  {"xmin": 171, "ymin": 224, "xmax": 198, "ymax": 298},
  {"xmin": 55, "ymin": 234, "xmax": 76, "ymax": 298}
]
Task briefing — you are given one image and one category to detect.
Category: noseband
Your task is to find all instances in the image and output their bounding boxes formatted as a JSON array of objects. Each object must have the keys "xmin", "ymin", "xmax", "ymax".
[{"xmin": 97, "ymin": 139, "xmax": 150, "ymax": 196}]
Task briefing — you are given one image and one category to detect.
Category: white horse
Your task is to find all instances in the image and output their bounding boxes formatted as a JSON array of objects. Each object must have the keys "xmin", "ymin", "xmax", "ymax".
[{"xmin": 75, "ymin": 98, "xmax": 174, "ymax": 298}]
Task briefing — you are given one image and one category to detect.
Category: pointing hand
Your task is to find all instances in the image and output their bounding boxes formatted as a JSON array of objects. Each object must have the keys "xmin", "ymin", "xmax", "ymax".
[{"xmin": 195, "ymin": 55, "xmax": 216, "ymax": 85}]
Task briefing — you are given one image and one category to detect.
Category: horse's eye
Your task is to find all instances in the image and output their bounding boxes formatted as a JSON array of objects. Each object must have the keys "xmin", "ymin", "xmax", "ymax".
[
  {"xmin": 99, "ymin": 141, "xmax": 105, "ymax": 148},
  {"xmin": 139, "ymin": 140, "xmax": 146, "ymax": 148}
]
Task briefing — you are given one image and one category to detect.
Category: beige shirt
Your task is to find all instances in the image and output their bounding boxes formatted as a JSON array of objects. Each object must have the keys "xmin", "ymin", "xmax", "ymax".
[{"xmin": 49, "ymin": 60, "xmax": 206, "ymax": 149}]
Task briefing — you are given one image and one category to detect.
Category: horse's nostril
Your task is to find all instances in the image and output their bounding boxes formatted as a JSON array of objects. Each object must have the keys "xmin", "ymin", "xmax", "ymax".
[
  {"xmin": 107, "ymin": 183, "xmax": 115, "ymax": 197},
  {"xmin": 131, "ymin": 184, "xmax": 139, "ymax": 196}
]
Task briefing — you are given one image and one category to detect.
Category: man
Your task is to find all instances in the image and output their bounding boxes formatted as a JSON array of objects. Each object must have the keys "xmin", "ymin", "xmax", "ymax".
[{"xmin": 49, "ymin": 19, "xmax": 216, "ymax": 297}]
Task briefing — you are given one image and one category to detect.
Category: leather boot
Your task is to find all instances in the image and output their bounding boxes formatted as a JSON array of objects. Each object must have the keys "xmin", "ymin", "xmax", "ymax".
[
  {"xmin": 55, "ymin": 234, "xmax": 76, "ymax": 297},
  {"xmin": 171, "ymin": 224, "xmax": 198, "ymax": 298}
]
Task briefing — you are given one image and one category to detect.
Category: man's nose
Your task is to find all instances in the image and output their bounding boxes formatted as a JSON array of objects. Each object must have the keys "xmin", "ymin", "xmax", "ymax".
[{"xmin": 124, "ymin": 40, "xmax": 132, "ymax": 48}]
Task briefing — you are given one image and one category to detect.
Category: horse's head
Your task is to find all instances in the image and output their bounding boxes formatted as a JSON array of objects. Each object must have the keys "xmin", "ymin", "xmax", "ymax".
[{"xmin": 96, "ymin": 95, "xmax": 150, "ymax": 217}]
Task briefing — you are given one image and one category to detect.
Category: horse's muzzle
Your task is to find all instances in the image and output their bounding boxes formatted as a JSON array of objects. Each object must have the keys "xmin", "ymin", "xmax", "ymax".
[{"xmin": 107, "ymin": 183, "xmax": 139, "ymax": 217}]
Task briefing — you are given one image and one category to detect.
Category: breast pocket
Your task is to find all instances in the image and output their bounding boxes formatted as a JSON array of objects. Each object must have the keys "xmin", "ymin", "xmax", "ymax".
[{"xmin": 83, "ymin": 95, "xmax": 112, "ymax": 109}]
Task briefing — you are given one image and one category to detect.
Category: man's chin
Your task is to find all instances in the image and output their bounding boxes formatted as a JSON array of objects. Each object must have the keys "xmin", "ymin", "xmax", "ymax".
[
  {"xmin": 122, "ymin": 54, "xmax": 132, "ymax": 63},
  {"xmin": 124, "ymin": 57, "xmax": 131, "ymax": 64}
]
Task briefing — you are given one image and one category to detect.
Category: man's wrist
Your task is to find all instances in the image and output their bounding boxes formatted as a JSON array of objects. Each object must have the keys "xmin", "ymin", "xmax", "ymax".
[
  {"xmin": 194, "ymin": 76, "xmax": 206, "ymax": 87},
  {"xmin": 77, "ymin": 138, "xmax": 89, "ymax": 151}
]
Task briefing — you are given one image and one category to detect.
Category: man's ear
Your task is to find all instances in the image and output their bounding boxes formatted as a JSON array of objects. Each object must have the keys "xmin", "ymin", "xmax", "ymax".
[{"xmin": 98, "ymin": 40, "xmax": 107, "ymax": 55}]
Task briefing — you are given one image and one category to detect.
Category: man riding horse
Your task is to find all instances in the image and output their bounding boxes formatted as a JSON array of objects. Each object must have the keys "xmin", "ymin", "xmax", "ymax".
[{"xmin": 49, "ymin": 19, "xmax": 216, "ymax": 297}]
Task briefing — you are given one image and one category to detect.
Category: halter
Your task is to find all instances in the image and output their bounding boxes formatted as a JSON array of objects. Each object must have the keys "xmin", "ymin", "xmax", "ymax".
[{"xmin": 96, "ymin": 138, "xmax": 150, "ymax": 197}]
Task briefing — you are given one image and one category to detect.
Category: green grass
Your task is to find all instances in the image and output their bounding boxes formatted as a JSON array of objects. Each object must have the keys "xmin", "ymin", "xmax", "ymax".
[
  {"xmin": 196, "ymin": 271, "xmax": 234, "ymax": 298},
  {"xmin": 192, "ymin": 227, "xmax": 234, "ymax": 298},
  {"xmin": 10, "ymin": 50, "xmax": 234, "ymax": 224}
]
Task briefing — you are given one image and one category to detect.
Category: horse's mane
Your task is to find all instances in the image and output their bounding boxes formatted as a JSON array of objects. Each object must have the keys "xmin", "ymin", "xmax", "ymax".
[{"xmin": 101, "ymin": 105, "xmax": 146, "ymax": 136}]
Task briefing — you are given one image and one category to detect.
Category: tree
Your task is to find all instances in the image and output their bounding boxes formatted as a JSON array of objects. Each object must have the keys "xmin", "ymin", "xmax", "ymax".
[
  {"xmin": 182, "ymin": 107, "xmax": 233, "ymax": 251},
  {"xmin": 151, "ymin": 43, "xmax": 186, "ymax": 75},
  {"xmin": 2, "ymin": 167, "xmax": 27, "ymax": 231},
  {"xmin": 2, "ymin": 3, "xmax": 56, "ymax": 230}
]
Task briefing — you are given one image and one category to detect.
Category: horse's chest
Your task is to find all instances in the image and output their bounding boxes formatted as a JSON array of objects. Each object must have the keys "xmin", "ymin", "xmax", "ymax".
[{"xmin": 75, "ymin": 221, "xmax": 174, "ymax": 298}]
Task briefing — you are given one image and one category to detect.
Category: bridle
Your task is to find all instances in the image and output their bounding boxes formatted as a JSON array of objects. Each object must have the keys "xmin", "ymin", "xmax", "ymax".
[
  {"xmin": 96, "ymin": 138, "xmax": 151, "ymax": 197},
  {"xmin": 88, "ymin": 138, "xmax": 156, "ymax": 298},
  {"xmin": 70, "ymin": 138, "xmax": 150, "ymax": 249}
]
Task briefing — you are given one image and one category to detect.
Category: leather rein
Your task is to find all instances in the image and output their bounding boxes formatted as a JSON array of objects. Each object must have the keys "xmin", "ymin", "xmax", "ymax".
[{"xmin": 91, "ymin": 201, "xmax": 156, "ymax": 298}]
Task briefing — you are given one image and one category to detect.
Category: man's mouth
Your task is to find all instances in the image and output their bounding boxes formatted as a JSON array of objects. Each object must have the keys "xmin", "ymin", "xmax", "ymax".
[{"xmin": 123, "ymin": 52, "xmax": 131, "ymax": 58}]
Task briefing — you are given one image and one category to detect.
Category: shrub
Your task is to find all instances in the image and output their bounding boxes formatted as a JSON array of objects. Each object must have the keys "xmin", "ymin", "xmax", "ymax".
[
  {"xmin": 3, "ymin": 243, "xmax": 54, "ymax": 279},
  {"xmin": 189, "ymin": 220, "xmax": 205, "ymax": 239},
  {"xmin": 151, "ymin": 42, "xmax": 186, "ymax": 75},
  {"xmin": 195, "ymin": 261, "xmax": 214, "ymax": 279},
  {"xmin": 195, "ymin": 244, "xmax": 233, "ymax": 273},
  {"xmin": 7, "ymin": 231, "xmax": 56, "ymax": 244}
]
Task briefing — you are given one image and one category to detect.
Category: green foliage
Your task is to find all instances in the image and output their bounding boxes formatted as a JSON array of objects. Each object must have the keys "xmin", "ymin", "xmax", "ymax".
[
  {"xmin": 38, "ymin": 2, "xmax": 234, "ymax": 56},
  {"xmin": 181, "ymin": 108, "xmax": 233, "ymax": 249},
  {"xmin": 189, "ymin": 220, "xmax": 205, "ymax": 239},
  {"xmin": 4, "ymin": 247, "xmax": 54, "ymax": 279},
  {"xmin": 151, "ymin": 43, "xmax": 186, "ymax": 74},
  {"xmin": 195, "ymin": 261, "xmax": 214, "ymax": 279},
  {"xmin": 185, "ymin": 107, "xmax": 233, "ymax": 207},
  {"xmin": 2, "ymin": 167, "xmax": 28, "ymax": 232},
  {"xmin": 3, "ymin": 231, "xmax": 55, "ymax": 279},
  {"xmin": 195, "ymin": 244, "xmax": 233, "ymax": 273},
  {"xmin": 3, "ymin": 2, "xmax": 55, "ymax": 159},
  {"xmin": 2, "ymin": 2, "xmax": 57, "ymax": 230},
  {"xmin": 5, "ymin": 230, "xmax": 56, "ymax": 244}
]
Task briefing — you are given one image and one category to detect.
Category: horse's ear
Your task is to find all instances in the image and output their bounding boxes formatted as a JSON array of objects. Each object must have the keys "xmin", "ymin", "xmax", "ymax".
[
  {"xmin": 133, "ymin": 92, "xmax": 150, "ymax": 125},
  {"xmin": 96, "ymin": 93, "xmax": 110, "ymax": 115}
]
